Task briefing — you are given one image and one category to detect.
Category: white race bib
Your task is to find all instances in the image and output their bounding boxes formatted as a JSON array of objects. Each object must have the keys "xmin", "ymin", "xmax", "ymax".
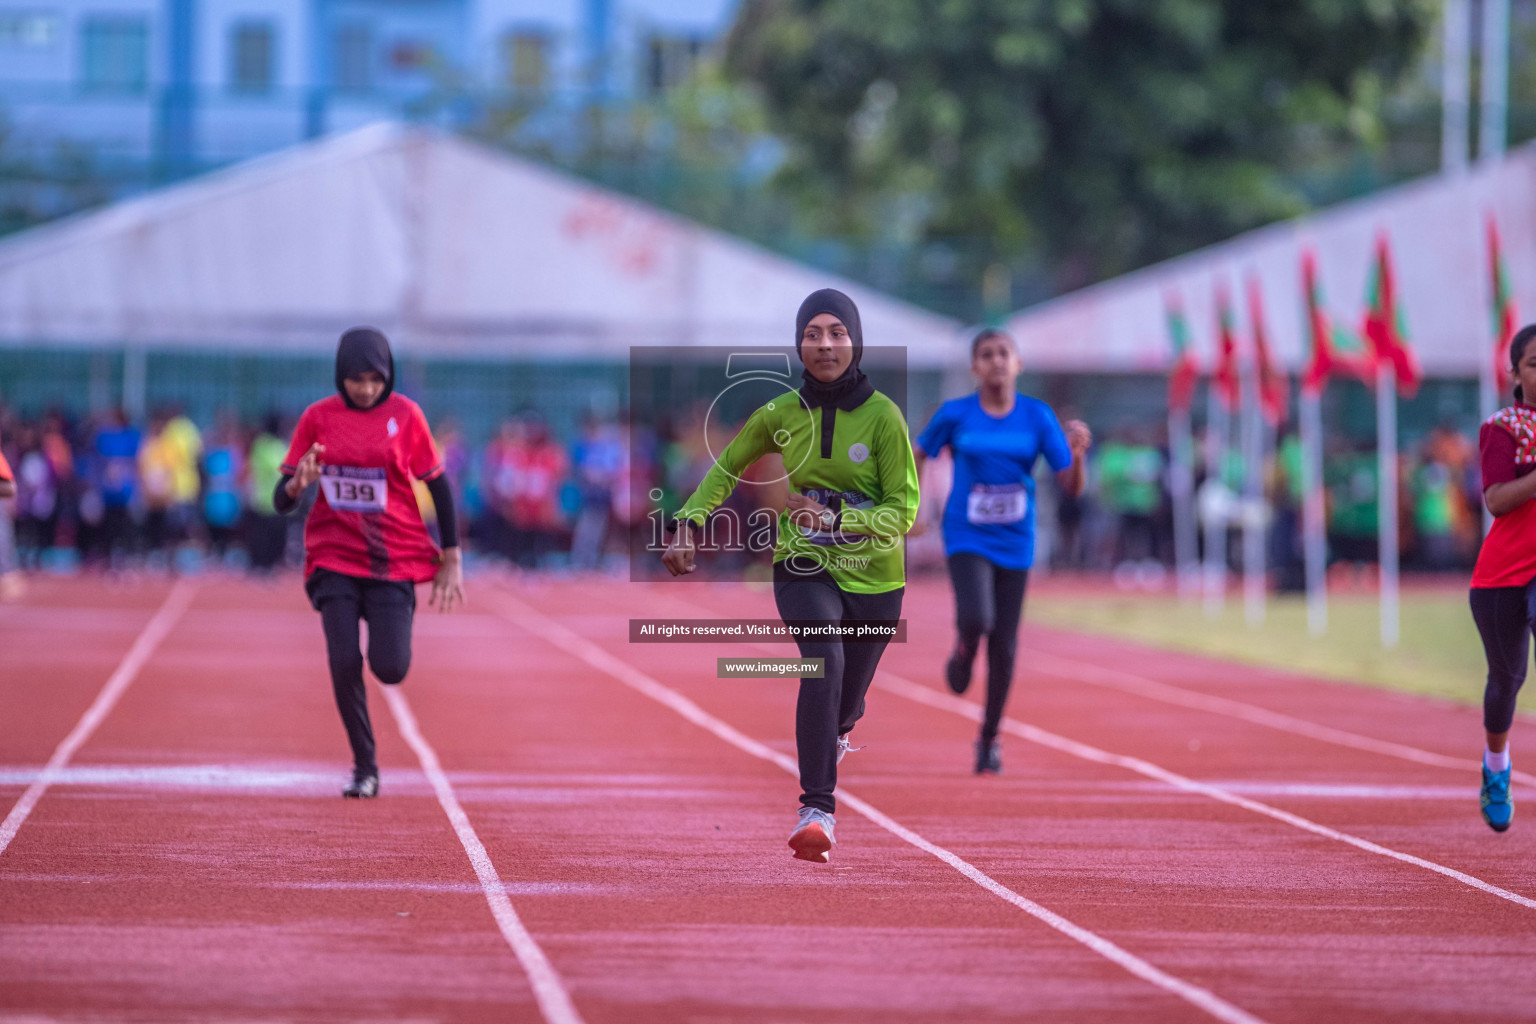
[
  {"xmin": 797, "ymin": 488, "xmax": 873, "ymax": 547},
  {"xmin": 321, "ymin": 466, "xmax": 388, "ymax": 513},
  {"xmin": 967, "ymin": 483, "xmax": 1027, "ymax": 525}
]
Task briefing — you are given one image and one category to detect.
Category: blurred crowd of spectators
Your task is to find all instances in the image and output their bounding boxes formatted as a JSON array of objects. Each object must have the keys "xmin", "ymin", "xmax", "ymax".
[
  {"xmin": 1032, "ymin": 421, "xmax": 1483, "ymax": 586},
  {"xmin": 0, "ymin": 407, "xmax": 306, "ymax": 579},
  {"xmin": 0, "ymin": 402, "xmax": 1490, "ymax": 591},
  {"xmin": 0, "ymin": 405, "xmax": 661, "ymax": 581}
]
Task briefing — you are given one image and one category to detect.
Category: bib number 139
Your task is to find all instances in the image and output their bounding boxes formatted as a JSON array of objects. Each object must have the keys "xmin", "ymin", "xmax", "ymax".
[{"xmin": 321, "ymin": 466, "xmax": 388, "ymax": 513}]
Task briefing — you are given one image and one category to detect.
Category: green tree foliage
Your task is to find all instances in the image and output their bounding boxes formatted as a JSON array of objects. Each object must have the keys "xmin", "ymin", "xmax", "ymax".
[
  {"xmin": 0, "ymin": 116, "xmax": 116, "ymax": 238},
  {"xmin": 726, "ymin": 0, "xmax": 1438, "ymax": 291}
]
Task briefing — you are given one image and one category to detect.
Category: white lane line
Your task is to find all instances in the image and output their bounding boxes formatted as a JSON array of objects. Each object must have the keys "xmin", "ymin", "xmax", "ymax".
[
  {"xmin": 624, "ymin": 590, "xmax": 1536, "ymax": 914},
  {"xmin": 0, "ymin": 580, "xmax": 197, "ymax": 859},
  {"xmin": 0, "ymin": 766, "xmax": 1473, "ymax": 802},
  {"xmin": 0, "ymin": 764, "xmax": 346, "ymax": 792},
  {"xmin": 654, "ymin": 589, "xmax": 1536, "ymax": 909},
  {"xmin": 491, "ymin": 591, "xmax": 1268, "ymax": 1024},
  {"xmin": 1020, "ymin": 647, "xmax": 1536, "ymax": 790},
  {"xmin": 876, "ymin": 673, "xmax": 1536, "ymax": 912},
  {"xmin": 377, "ymin": 685, "xmax": 584, "ymax": 1024}
]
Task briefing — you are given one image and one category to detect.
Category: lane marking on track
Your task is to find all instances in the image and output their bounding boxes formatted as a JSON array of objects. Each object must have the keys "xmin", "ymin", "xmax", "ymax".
[
  {"xmin": 876, "ymin": 673, "xmax": 1536, "ymax": 912},
  {"xmin": 0, "ymin": 580, "xmax": 196, "ymax": 860},
  {"xmin": 732, "ymin": 619, "xmax": 1536, "ymax": 909},
  {"xmin": 646, "ymin": 590, "xmax": 1536, "ymax": 912},
  {"xmin": 0, "ymin": 765, "xmax": 1476, "ymax": 802},
  {"xmin": 378, "ymin": 685, "xmax": 585, "ymax": 1024},
  {"xmin": 1018, "ymin": 646, "xmax": 1536, "ymax": 790},
  {"xmin": 491, "ymin": 591, "xmax": 1269, "ymax": 1024}
]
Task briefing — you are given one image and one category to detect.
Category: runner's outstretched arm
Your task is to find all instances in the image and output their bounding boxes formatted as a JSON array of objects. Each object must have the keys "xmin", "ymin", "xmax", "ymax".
[
  {"xmin": 274, "ymin": 443, "xmax": 324, "ymax": 514},
  {"xmin": 424, "ymin": 474, "xmax": 464, "ymax": 612},
  {"xmin": 1054, "ymin": 421, "xmax": 1092, "ymax": 498}
]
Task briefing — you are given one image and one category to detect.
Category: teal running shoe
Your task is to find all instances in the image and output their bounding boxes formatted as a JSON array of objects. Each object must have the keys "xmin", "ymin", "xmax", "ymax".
[{"xmin": 1481, "ymin": 764, "xmax": 1513, "ymax": 832}]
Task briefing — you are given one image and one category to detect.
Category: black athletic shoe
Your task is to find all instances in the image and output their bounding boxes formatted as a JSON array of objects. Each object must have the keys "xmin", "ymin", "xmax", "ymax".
[
  {"xmin": 343, "ymin": 772, "xmax": 379, "ymax": 799},
  {"xmin": 974, "ymin": 738, "xmax": 1002, "ymax": 775},
  {"xmin": 945, "ymin": 651, "xmax": 972, "ymax": 695}
]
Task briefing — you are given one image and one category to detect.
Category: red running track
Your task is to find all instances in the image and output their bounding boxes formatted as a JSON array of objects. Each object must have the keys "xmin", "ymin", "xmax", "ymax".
[{"xmin": 2, "ymin": 572, "xmax": 1533, "ymax": 1023}]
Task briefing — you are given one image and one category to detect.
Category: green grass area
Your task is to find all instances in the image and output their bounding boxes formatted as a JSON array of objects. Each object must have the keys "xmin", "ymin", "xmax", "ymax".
[{"xmin": 1026, "ymin": 586, "xmax": 1533, "ymax": 714}]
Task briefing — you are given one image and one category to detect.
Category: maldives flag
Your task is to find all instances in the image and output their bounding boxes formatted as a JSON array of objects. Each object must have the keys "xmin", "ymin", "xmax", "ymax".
[
  {"xmin": 1213, "ymin": 281, "xmax": 1241, "ymax": 409},
  {"xmin": 1362, "ymin": 234, "xmax": 1421, "ymax": 395},
  {"xmin": 1489, "ymin": 215, "xmax": 1518, "ymax": 389},
  {"xmin": 1246, "ymin": 275, "xmax": 1290, "ymax": 425},
  {"xmin": 1165, "ymin": 290, "xmax": 1199, "ymax": 412},
  {"xmin": 1302, "ymin": 249, "xmax": 1375, "ymax": 394}
]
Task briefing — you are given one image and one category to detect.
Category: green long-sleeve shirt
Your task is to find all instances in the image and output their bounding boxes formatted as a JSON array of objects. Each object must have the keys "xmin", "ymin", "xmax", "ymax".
[{"xmin": 677, "ymin": 390, "xmax": 919, "ymax": 593}]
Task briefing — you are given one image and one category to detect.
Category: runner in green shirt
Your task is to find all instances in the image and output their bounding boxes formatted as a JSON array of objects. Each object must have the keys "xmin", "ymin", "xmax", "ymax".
[
  {"xmin": 1411, "ymin": 457, "xmax": 1460, "ymax": 569},
  {"xmin": 245, "ymin": 415, "xmax": 290, "ymax": 572},
  {"xmin": 1326, "ymin": 448, "xmax": 1378, "ymax": 564},
  {"xmin": 662, "ymin": 288, "xmax": 919, "ymax": 864}
]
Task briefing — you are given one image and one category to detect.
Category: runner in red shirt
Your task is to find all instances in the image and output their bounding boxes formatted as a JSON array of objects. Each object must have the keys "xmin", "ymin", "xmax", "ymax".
[
  {"xmin": 1469, "ymin": 323, "xmax": 1536, "ymax": 832},
  {"xmin": 0, "ymin": 434, "xmax": 13, "ymax": 499},
  {"xmin": 0, "ymin": 429, "xmax": 16, "ymax": 599},
  {"xmin": 275, "ymin": 328, "xmax": 465, "ymax": 798}
]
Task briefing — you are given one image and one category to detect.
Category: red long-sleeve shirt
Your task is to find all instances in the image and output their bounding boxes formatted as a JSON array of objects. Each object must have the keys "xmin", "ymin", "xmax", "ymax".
[{"xmin": 282, "ymin": 394, "xmax": 444, "ymax": 583}]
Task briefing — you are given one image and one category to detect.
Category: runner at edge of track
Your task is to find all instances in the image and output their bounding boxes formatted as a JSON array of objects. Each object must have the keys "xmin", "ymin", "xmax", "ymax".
[
  {"xmin": 1469, "ymin": 322, "xmax": 1536, "ymax": 832},
  {"xmin": 0, "ymin": 429, "xmax": 19, "ymax": 599},
  {"xmin": 273, "ymin": 327, "xmax": 465, "ymax": 799},
  {"xmin": 661, "ymin": 288, "xmax": 919, "ymax": 864},
  {"xmin": 913, "ymin": 328, "xmax": 1090, "ymax": 775},
  {"xmin": 0, "ymin": 434, "xmax": 13, "ymax": 500}
]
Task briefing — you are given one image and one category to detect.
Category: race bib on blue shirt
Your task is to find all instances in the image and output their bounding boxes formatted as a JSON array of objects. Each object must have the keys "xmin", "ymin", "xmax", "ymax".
[{"xmin": 966, "ymin": 483, "xmax": 1027, "ymax": 525}]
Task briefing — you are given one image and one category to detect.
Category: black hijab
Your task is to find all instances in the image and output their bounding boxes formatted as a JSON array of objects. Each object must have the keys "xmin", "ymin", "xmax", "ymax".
[
  {"xmin": 796, "ymin": 288, "xmax": 874, "ymax": 411},
  {"xmin": 335, "ymin": 327, "xmax": 395, "ymax": 410}
]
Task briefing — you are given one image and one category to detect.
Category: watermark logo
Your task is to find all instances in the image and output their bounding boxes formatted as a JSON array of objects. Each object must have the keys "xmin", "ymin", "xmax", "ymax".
[
  {"xmin": 628, "ymin": 345, "xmax": 909, "ymax": 585},
  {"xmin": 696, "ymin": 353, "xmax": 814, "ymax": 487}
]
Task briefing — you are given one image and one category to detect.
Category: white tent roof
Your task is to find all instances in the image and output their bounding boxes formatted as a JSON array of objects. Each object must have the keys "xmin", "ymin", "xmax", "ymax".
[
  {"xmin": 1001, "ymin": 145, "xmax": 1536, "ymax": 377},
  {"xmin": 0, "ymin": 122, "xmax": 964, "ymax": 366}
]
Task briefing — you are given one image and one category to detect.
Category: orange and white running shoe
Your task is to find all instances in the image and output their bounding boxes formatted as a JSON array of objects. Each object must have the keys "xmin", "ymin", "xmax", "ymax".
[{"xmin": 789, "ymin": 807, "xmax": 836, "ymax": 863}]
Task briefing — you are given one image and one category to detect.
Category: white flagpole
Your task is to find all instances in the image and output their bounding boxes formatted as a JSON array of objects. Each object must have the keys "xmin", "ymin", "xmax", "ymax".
[
  {"xmin": 1480, "ymin": 0, "xmax": 1509, "ymax": 536},
  {"xmin": 1203, "ymin": 386, "xmax": 1229, "ymax": 618},
  {"xmin": 1481, "ymin": 0, "xmax": 1509, "ymax": 164},
  {"xmin": 1241, "ymin": 346, "xmax": 1266, "ymax": 626},
  {"xmin": 1481, "ymin": 323, "xmax": 1500, "ymax": 431},
  {"xmin": 1443, "ymin": 0, "xmax": 1471, "ymax": 174},
  {"xmin": 1481, "ymin": 337, "xmax": 1499, "ymax": 535},
  {"xmin": 1169, "ymin": 404, "xmax": 1199, "ymax": 600},
  {"xmin": 1300, "ymin": 388, "xmax": 1327, "ymax": 636},
  {"xmin": 1377, "ymin": 363, "xmax": 1400, "ymax": 649}
]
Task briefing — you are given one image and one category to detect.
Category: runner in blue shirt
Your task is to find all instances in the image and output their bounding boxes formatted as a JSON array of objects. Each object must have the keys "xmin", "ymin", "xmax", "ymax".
[{"xmin": 915, "ymin": 328, "xmax": 1091, "ymax": 773}]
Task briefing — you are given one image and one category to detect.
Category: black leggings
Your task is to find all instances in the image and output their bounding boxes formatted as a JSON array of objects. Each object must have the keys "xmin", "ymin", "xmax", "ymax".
[
  {"xmin": 774, "ymin": 561, "xmax": 903, "ymax": 815},
  {"xmin": 307, "ymin": 568, "xmax": 416, "ymax": 774},
  {"xmin": 948, "ymin": 552, "xmax": 1029, "ymax": 743},
  {"xmin": 1469, "ymin": 583, "xmax": 1535, "ymax": 735}
]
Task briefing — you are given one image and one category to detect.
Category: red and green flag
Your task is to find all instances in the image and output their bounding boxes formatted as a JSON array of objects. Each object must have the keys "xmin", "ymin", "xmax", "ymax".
[
  {"xmin": 1302, "ymin": 249, "xmax": 1374, "ymax": 394},
  {"xmin": 1362, "ymin": 233, "xmax": 1421, "ymax": 395},
  {"xmin": 1246, "ymin": 274, "xmax": 1290, "ymax": 425},
  {"xmin": 1488, "ymin": 215, "xmax": 1518, "ymax": 389},
  {"xmin": 1166, "ymin": 290, "xmax": 1199, "ymax": 412},
  {"xmin": 1214, "ymin": 281, "xmax": 1241, "ymax": 410}
]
